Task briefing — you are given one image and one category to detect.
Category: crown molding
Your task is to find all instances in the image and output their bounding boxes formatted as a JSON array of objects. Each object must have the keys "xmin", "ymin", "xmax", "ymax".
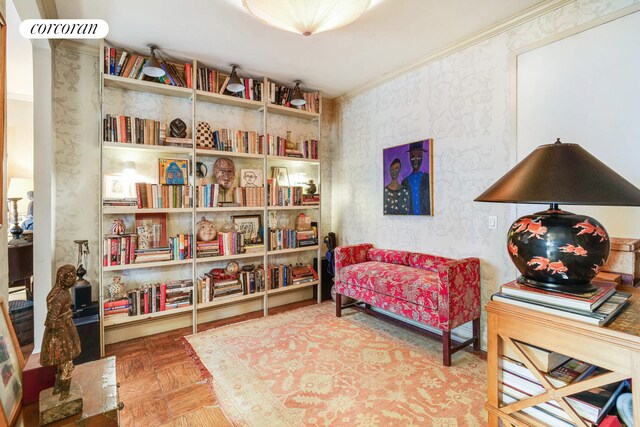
[
  {"xmin": 56, "ymin": 39, "xmax": 100, "ymax": 56},
  {"xmin": 335, "ymin": 0, "xmax": 573, "ymax": 104}
]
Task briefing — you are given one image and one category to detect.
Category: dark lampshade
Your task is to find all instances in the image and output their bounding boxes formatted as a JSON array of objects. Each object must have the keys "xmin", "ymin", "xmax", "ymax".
[
  {"xmin": 475, "ymin": 139, "xmax": 640, "ymax": 206},
  {"xmin": 290, "ymin": 81, "xmax": 306, "ymax": 107},
  {"xmin": 227, "ymin": 65, "xmax": 245, "ymax": 93},
  {"xmin": 476, "ymin": 138, "xmax": 640, "ymax": 294},
  {"xmin": 142, "ymin": 45, "xmax": 165, "ymax": 78}
]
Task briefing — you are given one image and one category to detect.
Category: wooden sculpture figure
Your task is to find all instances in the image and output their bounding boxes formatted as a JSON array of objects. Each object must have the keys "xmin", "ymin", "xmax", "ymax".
[{"xmin": 40, "ymin": 264, "xmax": 82, "ymax": 399}]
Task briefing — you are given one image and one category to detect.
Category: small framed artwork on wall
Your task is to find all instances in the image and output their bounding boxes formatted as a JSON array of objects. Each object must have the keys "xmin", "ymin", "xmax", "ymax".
[{"xmin": 383, "ymin": 139, "xmax": 433, "ymax": 216}]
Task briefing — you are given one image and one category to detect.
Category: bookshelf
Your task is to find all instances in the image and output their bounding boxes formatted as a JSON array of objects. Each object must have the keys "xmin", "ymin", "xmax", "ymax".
[
  {"xmin": 485, "ymin": 285, "xmax": 640, "ymax": 426},
  {"xmin": 99, "ymin": 41, "xmax": 323, "ymax": 352}
]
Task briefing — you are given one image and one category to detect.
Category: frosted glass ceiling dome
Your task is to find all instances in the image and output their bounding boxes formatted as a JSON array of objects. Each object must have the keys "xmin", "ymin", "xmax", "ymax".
[{"xmin": 242, "ymin": 0, "xmax": 372, "ymax": 36}]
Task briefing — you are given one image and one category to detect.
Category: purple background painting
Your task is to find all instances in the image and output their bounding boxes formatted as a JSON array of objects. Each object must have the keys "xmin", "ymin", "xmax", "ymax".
[{"xmin": 383, "ymin": 139, "xmax": 432, "ymax": 186}]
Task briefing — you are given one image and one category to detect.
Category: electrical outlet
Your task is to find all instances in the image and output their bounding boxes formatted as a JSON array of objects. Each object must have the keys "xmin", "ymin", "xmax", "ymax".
[{"xmin": 488, "ymin": 216, "xmax": 498, "ymax": 229}]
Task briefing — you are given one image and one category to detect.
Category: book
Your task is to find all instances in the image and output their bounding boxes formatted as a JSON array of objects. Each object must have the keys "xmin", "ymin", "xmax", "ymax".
[
  {"xmin": 491, "ymin": 291, "xmax": 630, "ymax": 326},
  {"xmin": 501, "ymin": 281, "xmax": 616, "ymax": 312},
  {"xmin": 503, "ymin": 356, "xmax": 596, "ymax": 388},
  {"xmin": 502, "ymin": 342, "xmax": 571, "ymax": 373},
  {"xmin": 501, "ymin": 392, "xmax": 576, "ymax": 427}
]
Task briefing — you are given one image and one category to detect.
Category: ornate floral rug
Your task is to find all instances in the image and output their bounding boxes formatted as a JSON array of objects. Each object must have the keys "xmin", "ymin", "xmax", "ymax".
[{"xmin": 184, "ymin": 303, "xmax": 487, "ymax": 426}]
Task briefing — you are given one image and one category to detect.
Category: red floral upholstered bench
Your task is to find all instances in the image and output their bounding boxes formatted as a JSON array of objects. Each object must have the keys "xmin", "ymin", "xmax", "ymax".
[{"xmin": 334, "ymin": 244, "xmax": 481, "ymax": 366}]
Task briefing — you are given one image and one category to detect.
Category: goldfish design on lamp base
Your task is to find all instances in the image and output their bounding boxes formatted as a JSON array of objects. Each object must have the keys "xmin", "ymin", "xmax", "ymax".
[{"xmin": 508, "ymin": 205, "xmax": 610, "ymax": 294}]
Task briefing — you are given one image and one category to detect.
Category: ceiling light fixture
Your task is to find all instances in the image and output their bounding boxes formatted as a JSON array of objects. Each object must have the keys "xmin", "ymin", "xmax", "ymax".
[
  {"xmin": 290, "ymin": 81, "xmax": 306, "ymax": 106},
  {"xmin": 242, "ymin": 0, "xmax": 372, "ymax": 36},
  {"xmin": 227, "ymin": 65, "xmax": 245, "ymax": 93},
  {"xmin": 142, "ymin": 45, "xmax": 165, "ymax": 78}
]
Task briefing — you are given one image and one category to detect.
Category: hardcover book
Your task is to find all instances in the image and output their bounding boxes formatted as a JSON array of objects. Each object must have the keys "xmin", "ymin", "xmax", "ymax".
[{"xmin": 501, "ymin": 281, "xmax": 616, "ymax": 312}]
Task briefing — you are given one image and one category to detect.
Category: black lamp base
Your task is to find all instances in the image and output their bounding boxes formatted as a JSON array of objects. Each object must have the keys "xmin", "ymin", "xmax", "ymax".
[{"xmin": 517, "ymin": 275, "xmax": 597, "ymax": 295}]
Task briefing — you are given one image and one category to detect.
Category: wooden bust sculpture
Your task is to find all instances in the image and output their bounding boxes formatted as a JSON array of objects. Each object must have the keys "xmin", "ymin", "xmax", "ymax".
[{"xmin": 39, "ymin": 264, "xmax": 83, "ymax": 424}]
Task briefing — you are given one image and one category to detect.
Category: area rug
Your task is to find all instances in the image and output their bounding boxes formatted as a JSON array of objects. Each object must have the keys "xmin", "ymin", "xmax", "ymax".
[{"xmin": 184, "ymin": 303, "xmax": 487, "ymax": 426}]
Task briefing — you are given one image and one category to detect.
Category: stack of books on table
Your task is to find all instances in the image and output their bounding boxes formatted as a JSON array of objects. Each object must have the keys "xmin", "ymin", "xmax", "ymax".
[
  {"xmin": 501, "ymin": 343, "xmax": 626, "ymax": 426},
  {"xmin": 492, "ymin": 281, "xmax": 630, "ymax": 326},
  {"xmin": 196, "ymin": 240, "xmax": 220, "ymax": 258}
]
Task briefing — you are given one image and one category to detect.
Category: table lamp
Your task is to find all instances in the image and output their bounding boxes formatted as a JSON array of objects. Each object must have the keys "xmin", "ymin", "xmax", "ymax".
[
  {"xmin": 475, "ymin": 139, "xmax": 640, "ymax": 294},
  {"xmin": 7, "ymin": 177, "xmax": 34, "ymax": 244}
]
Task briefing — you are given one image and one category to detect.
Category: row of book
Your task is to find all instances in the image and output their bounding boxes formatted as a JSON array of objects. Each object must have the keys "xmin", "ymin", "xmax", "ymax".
[
  {"xmin": 267, "ymin": 82, "xmax": 320, "ymax": 113},
  {"xmin": 196, "ymin": 67, "xmax": 218, "ymax": 93},
  {"xmin": 198, "ymin": 128, "xmax": 264, "ymax": 154},
  {"xmin": 268, "ymin": 228, "xmax": 318, "ymax": 251},
  {"xmin": 196, "ymin": 239, "xmax": 265, "ymax": 258},
  {"xmin": 134, "ymin": 183, "xmax": 193, "ymax": 209},
  {"xmin": 103, "ymin": 115, "xmax": 163, "ymax": 145},
  {"xmin": 197, "ymin": 268, "xmax": 267, "ymax": 303},
  {"xmin": 233, "ymin": 187, "xmax": 265, "ymax": 208},
  {"xmin": 103, "ymin": 280, "xmax": 193, "ymax": 317},
  {"xmin": 265, "ymin": 135, "xmax": 319, "ymax": 159},
  {"xmin": 492, "ymin": 281, "xmax": 630, "ymax": 326},
  {"xmin": 104, "ymin": 46, "xmax": 189, "ymax": 87},
  {"xmin": 500, "ymin": 342, "xmax": 627, "ymax": 426},
  {"xmin": 267, "ymin": 264, "xmax": 318, "ymax": 289},
  {"xmin": 267, "ymin": 181, "xmax": 304, "ymax": 207},
  {"xmin": 102, "ymin": 233, "xmax": 193, "ymax": 266},
  {"xmin": 221, "ymin": 77, "xmax": 264, "ymax": 102}
]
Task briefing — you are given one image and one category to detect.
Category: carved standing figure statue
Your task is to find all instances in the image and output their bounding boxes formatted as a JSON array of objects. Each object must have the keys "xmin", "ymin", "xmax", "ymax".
[{"xmin": 40, "ymin": 264, "xmax": 82, "ymax": 399}]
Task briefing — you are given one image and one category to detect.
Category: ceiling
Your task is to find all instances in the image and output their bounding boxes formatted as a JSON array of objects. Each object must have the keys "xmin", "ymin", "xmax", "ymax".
[{"xmin": 54, "ymin": 0, "xmax": 549, "ymax": 98}]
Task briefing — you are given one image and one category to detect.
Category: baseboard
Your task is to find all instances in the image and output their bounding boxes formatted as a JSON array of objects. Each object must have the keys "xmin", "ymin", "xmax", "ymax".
[{"xmin": 370, "ymin": 307, "xmax": 473, "ymax": 342}]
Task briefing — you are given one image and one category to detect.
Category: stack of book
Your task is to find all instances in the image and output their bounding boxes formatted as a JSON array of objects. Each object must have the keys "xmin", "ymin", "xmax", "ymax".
[
  {"xmin": 196, "ymin": 240, "xmax": 220, "ymax": 258},
  {"xmin": 492, "ymin": 281, "xmax": 630, "ymax": 326},
  {"xmin": 103, "ymin": 299, "xmax": 129, "ymax": 317},
  {"xmin": 501, "ymin": 343, "xmax": 626, "ymax": 426},
  {"xmin": 103, "ymin": 234, "xmax": 138, "ymax": 266},
  {"xmin": 302, "ymin": 194, "xmax": 320, "ymax": 205},
  {"xmin": 296, "ymin": 230, "xmax": 318, "ymax": 247},
  {"xmin": 134, "ymin": 246, "xmax": 172, "ymax": 263},
  {"xmin": 103, "ymin": 198, "xmax": 138, "ymax": 208}
]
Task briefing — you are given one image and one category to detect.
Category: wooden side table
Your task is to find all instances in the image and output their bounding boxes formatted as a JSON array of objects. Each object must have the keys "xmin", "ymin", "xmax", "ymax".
[{"xmin": 486, "ymin": 286, "xmax": 640, "ymax": 426}]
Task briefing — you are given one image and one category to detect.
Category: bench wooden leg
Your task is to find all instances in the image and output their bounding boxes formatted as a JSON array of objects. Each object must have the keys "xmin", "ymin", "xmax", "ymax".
[
  {"xmin": 473, "ymin": 318, "xmax": 480, "ymax": 351},
  {"xmin": 336, "ymin": 293, "xmax": 342, "ymax": 317},
  {"xmin": 442, "ymin": 330, "xmax": 451, "ymax": 367}
]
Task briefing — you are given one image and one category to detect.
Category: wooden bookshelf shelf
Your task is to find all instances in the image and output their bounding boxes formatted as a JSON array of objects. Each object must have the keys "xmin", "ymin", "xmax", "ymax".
[
  {"xmin": 103, "ymin": 258, "xmax": 193, "ymax": 272},
  {"xmin": 268, "ymin": 280, "xmax": 318, "ymax": 295},
  {"xmin": 197, "ymin": 291, "xmax": 266, "ymax": 310},
  {"xmin": 267, "ymin": 155, "xmax": 320, "ymax": 164},
  {"xmin": 195, "ymin": 252, "xmax": 264, "ymax": 263},
  {"xmin": 195, "ymin": 149, "xmax": 264, "ymax": 159},
  {"xmin": 104, "ymin": 74, "xmax": 193, "ymax": 98},
  {"xmin": 100, "ymin": 40, "xmax": 323, "ymax": 349},
  {"xmin": 267, "ymin": 205, "xmax": 319, "ymax": 211},
  {"xmin": 102, "ymin": 141, "xmax": 193, "ymax": 155},
  {"xmin": 196, "ymin": 89, "xmax": 265, "ymax": 110},
  {"xmin": 103, "ymin": 305, "xmax": 193, "ymax": 327},
  {"xmin": 196, "ymin": 206, "xmax": 264, "ymax": 213},
  {"xmin": 268, "ymin": 246, "xmax": 319, "ymax": 256},
  {"xmin": 266, "ymin": 103, "xmax": 320, "ymax": 120},
  {"xmin": 103, "ymin": 206, "xmax": 193, "ymax": 214}
]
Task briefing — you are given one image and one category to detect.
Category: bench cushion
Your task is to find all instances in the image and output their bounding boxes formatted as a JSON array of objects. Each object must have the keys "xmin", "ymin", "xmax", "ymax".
[
  {"xmin": 338, "ymin": 261, "xmax": 439, "ymax": 309},
  {"xmin": 408, "ymin": 253, "xmax": 454, "ymax": 272},
  {"xmin": 366, "ymin": 248, "xmax": 411, "ymax": 266}
]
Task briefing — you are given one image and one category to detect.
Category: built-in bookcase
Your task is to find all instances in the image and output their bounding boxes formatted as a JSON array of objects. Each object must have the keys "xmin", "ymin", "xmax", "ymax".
[{"xmin": 99, "ymin": 40, "xmax": 323, "ymax": 353}]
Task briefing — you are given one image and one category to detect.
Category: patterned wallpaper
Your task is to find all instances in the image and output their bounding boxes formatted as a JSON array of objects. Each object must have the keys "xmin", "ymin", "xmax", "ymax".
[
  {"xmin": 53, "ymin": 48, "xmax": 334, "ymax": 300},
  {"xmin": 332, "ymin": 0, "xmax": 639, "ymax": 345}
]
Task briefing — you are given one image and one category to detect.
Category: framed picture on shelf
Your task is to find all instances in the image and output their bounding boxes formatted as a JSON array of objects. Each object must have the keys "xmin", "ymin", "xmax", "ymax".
[
  {"xmin": 135, "ymin": 213, "xmax": 168, "ymax": 248},
  {"xmin": 382, "ymin": 138, "xmax": 433, "ymax": 216},
  {"xmin": 232, "ymin": 214, "xmax": 261, "ymax": 243},
  {"xmin": 271, "ymin": 167, "xmax": 289, "ymax": 186},
  {"xmin": 0, "ymin": 298, "xmax": 25, "ymax": 427},
  {"xmin": 158, "ymin": 158, "xmax": 189, "ymax": 185},
  {"xmin": 104, "ymin": 175, "xmax": 134, "ymax": 199},
  {"xmin": 240, "ymin": 169, "xmax": 263, "ymax": 187}
]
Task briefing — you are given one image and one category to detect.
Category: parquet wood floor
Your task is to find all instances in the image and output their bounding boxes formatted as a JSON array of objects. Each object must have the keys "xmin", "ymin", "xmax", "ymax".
[{"xmin": 107, "ymin": 299, "xmax": 316, "ymax": 427}]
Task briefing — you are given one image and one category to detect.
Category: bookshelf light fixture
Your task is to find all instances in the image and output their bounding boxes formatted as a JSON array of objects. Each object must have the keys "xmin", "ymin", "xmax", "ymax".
[
  {"xmin": 227, "ymin": 65, "xmax": 245, "ymax": 93},
  {"xmin": 290, "ymin": 81, "xmax": 306, "ymax": 107},
  {"xmin": 142, "ymin": 45, "xmax": 165, "ymax": 78},
  {"xmin": 242, "ymin": 0, "xmax": 372, "ymax": 36}
]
